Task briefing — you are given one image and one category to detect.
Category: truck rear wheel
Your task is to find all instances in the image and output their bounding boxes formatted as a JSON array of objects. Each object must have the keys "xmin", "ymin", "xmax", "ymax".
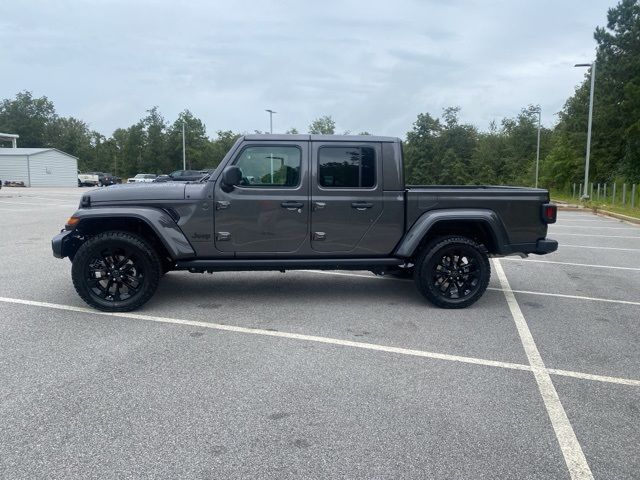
[
  {"xmin": 71, "ymin": 231, "xmax": 162, "ymax": 312},
  {"xmin": 414, "ymin": 236, "xmax": 490, "ymax": 309}
]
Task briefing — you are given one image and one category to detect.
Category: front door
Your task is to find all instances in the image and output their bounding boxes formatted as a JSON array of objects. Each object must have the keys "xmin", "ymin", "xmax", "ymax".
[
  {"xmin": 310, "ymin": 141, "xmax": 383, "ymax": 253},
  {"xmin": 214, "ymin": 141, "xmax": 309, "ymax": 253}
]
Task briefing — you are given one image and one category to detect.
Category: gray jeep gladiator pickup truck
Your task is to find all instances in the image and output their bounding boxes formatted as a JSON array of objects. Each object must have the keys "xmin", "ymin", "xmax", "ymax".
[{"xmin": 52, "ymin": 134, "xmax": 557, "ymax": 312}]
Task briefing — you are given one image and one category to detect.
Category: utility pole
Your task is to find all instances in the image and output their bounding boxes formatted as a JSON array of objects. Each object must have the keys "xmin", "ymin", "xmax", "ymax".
[
  {"xmin": 182, "ymin": 120, "xmax": 186, "ymax": 170},
  {"xmin": 265, "ymin": 109, "xmax": 276, "ymax": 134},
  {"xmin": 575, "ymin": 61, "xmax": 596, "ymax": 199},
  {"xmin": 535, "ymin": 107, "xmax": 541, "ymax": 188}
]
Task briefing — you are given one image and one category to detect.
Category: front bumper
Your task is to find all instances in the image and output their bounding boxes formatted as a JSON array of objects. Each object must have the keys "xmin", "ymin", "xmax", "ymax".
[{"xmin": 52, "ymin": 230, "xmax": 74, "ymax": 258}]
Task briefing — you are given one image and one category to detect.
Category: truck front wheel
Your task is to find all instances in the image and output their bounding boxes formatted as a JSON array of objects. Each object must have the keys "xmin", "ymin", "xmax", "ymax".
[
  {"xmin": 71, "ymin": 231, "xmax": 162, "ymax": 312},
  {"xmin": 414, "ymin": 236, "xmax": 490, "ymax": 309}
]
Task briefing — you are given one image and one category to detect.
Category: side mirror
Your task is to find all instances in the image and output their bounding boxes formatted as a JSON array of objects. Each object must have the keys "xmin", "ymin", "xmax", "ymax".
[{"xmin": 221, "ymin": 165, "xmax": 242, "ymax": 192}]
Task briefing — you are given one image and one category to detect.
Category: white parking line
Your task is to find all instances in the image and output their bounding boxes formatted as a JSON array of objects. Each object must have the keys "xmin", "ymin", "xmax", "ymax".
[
  {"xmin": 299, "ymin": 269, "xmax": 388, "ymax": 280},
  {"xmin": 0, "ymin": 295, "xmax": 639, "ymax": 391},
  {"xmin": 0, "ymin": 295, "xmax": 532, "ymax": 372},
  {"xmin": 560, "ymin": 244, "xmax": 640, "ymax": 252},
  {"xmin": 501, "ymin": 257, "xmax": 640, "ymax": 272},
  {"xmin": 300, "ymin": 270, "xmax": 640, "ymax": 307},
  {"xmin": 546, "ymin": 368, "xmax": 640, "ymax": 387},
  {"xmin": 493, "ymin": 259, "xmax": 593, "ymax": 480},
  {"xmin": 0, "ymin": 207, "xmax": 45, "ymax": 212},
  {"xmin": 552, "ymin": 233, "xmax": 640, "ymax": 239},
  {"xmin": 0, "ymin": 200, "xmax": 77, "ymax": 207},
  {"xmin": 13, "ymin": 195, "xmax": 81, "ymax": 202},
  {"xmin": 551, "ymin": 225, "xmax": 638, "ymax": 230},
  {"xmin": 486, "ymin": 288, "xmax": 640, "ymax": 307},
  {"xmin": 558, "ymin": 221, "xmax": 625, "ymax": 224}
]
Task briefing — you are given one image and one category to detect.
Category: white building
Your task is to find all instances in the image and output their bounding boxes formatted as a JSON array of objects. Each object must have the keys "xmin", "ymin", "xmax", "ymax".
[{"xmin": 0, "ymin": 148, "xmax": 78, "ymax": 187}]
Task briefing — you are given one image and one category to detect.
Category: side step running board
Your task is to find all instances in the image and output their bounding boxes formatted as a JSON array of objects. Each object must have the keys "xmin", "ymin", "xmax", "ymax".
[{"xmin": 175, "ymin": 258, "xmax": 403, "ymax": 272}]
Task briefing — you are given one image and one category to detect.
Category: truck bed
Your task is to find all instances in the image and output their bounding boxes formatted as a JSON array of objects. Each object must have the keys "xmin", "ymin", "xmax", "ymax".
[{"xmin": 405, "ymin": 185, "xmax": 550, "ymax": 247}]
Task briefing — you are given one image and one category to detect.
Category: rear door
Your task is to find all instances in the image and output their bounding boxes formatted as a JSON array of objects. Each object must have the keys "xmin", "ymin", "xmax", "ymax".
[
  {"xmin": 214, "ymin": 141, "xmax": 309, "ymax": 253},
  {"xmin": 310, "ymin": 141, "xmax": 383, "ymax": 252}
]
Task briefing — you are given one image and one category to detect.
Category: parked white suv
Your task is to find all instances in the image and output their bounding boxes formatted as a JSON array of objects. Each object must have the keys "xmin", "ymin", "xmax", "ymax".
[{"xmin": 127, "ymin": 174, "xmax": 157, "ymax": 183}]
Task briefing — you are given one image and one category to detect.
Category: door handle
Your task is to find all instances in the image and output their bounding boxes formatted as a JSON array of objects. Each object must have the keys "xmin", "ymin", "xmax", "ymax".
[
  {"xmin": 281, "ymin": 201, "xmax": 304, "ymax": 211},
  {"xmin": 351, "ymin": 202, "xmax": 374, "ymax": 210}
]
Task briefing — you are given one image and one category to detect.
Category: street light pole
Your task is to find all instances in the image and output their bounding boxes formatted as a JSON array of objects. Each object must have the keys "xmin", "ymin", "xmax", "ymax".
[
  {"xmin": 575, "ymin": 61, "xmax": 596, "ymax": 199},
  {"xmin": 535, "ymin": 107, "xmax": 541, "ymax": 188},
  {"xmin": 182, "ymin": 120, "xmax": 186, "ymax": 170},
  {"xmin": 265, "ymin": 109, "xmax": 276, "ymax": 134}
]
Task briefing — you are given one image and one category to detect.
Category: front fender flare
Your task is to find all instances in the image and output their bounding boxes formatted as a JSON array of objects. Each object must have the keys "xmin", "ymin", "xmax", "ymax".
[
  {"xmin": 70, "ymin": 207, "xmax": 195, "ymax": 259},
  {"xmin": 394, "ymin": 208, "xmax": 510, "ymax": 258}
]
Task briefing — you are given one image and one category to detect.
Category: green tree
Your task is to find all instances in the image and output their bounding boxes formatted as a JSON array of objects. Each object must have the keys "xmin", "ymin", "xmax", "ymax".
[
  {"xmin": 0, "ymin": 91, "xmax": 57, "ymax": 147},
  {"xmin": 209, "ymin": 130, "xmax": 241, "ymax": 167},
  {"xmin": 140, "ymin": 107, "xmax": 166, "ymax": 174},
  {"xmin": 403, "ymin": 112, "xmax": 442, "ymax": 184},
  {"xmin": 593, "ymin": 0, "xmax": 640, "ymax": 181},
  {"xmin": 544, "ymin": 0, "xmax": 640, "ymax": 187},
  {"xmin": 309, "ymin": 115, "xmax": 335, "ymax": 134},
  {"xmin": 404, "ymin": 108, "xmax": 480, "ymax": 185},
  {"xmin": 45, "ymin": 116, "xmax": 93, "ymax": 168},
  {"xmin": 166, "ymin": 110, "xmax": 210, "ymax": 171}
]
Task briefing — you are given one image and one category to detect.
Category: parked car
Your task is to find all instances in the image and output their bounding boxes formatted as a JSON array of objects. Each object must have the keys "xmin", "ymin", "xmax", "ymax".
[
  {"xmin": 151, "ymin": 170, "xmax": 207, "ymax": 183},
  {"xmin": 152, "ymin": 175, "xmax": 172, "ymax": 183},
  {"xmin": 78, "ymin": 172, "xmax": 114, "ymax": 187},
  {"xmin": 127, "ymin": 174, "xmax": 157, "ymax": 183},
  {"xmin": 53, "ymin": 134, "xmax": 557, "ymax": 312},
  {"xmin": 167, "ymin": 170, "xmax": 207, "ymax": 182}
]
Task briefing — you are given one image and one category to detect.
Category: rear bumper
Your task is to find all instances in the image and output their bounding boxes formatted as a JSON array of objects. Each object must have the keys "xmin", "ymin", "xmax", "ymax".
[
  {"xmin": 500, "ymin": 238, "xmax": 558, "ymax": 256},
  {"xmin": 534, "ymin": 238, "xmax": 558, "ymax": 255},
  {"xmin": 52, "ymin": 230, "xmax": 73, "ymax": 258}
]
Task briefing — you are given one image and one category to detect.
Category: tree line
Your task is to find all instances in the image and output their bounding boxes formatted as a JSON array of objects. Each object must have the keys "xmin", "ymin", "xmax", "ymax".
[{"xmin": 0, "ymin": 0, "xmax": 638, "ymax": 188}]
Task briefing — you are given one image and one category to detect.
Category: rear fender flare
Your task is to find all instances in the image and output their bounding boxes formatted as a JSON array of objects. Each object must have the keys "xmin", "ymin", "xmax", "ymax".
[{"xmin": 394, "ymin": 209, "xmax": 509, "ymax": 258}]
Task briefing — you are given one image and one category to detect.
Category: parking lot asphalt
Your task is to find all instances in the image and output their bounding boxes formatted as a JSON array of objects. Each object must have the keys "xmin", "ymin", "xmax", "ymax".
[{"xmin": 0, "ymin": 187, "xmax": 639, "ymax": 479}]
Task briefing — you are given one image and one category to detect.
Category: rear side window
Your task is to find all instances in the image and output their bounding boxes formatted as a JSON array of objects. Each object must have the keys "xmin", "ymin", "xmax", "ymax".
[
  {"xmin": 234, "ymin": 146, "xmax": 301, "ymax": 187},
  {"xmin": 318, "ymin": 146, "xmax": 375, "ymax": 188}
]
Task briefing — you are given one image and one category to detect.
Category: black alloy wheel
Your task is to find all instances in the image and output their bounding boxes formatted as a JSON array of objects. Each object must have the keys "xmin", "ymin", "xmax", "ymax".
[
  {"xmin": 72, "ymin": 231, "xmax": 161, "ymax": 311},
  {"xmin": 414, "ymin": 236, "xmax": 490, "ymax": 308}
]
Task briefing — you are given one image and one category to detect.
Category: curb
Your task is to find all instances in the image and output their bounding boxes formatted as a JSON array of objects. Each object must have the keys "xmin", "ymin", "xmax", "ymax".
[
  {"xmin": 557, "ymin": 205, "xmax": 584, "ymax": 211},
  {"xmin": 552, "ymin": 200, "xmax": 585, "ymax": 211},
  {"xmin": 552, "ymin": 199, "xmax": 640, "ymax": 225},
  {"xmin": 594, "ymin": 209, "xmax": 640, "ymax": 226}
]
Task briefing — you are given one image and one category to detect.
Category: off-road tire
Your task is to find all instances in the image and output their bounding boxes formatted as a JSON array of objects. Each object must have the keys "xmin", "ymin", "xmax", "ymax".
[
  {"xmin": 414, "ymin": 236, "xmax": 490, "ymax": 309},
  {"xmin": 71, "ymin": 231, "xmax": 162, "ymax": 312}
]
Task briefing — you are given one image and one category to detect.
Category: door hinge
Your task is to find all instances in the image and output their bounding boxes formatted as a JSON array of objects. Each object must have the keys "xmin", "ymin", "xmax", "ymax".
[
  {"xmin": 216, "ymin": 232, "xmax": 231, "ymax": 241},
  {"xmin": 216, "ymin": 201, "xmax": 231, "ymax": 210},
  {"xmin": 313, "ymin": 232, "xmax": 326, "ymax": 241}
]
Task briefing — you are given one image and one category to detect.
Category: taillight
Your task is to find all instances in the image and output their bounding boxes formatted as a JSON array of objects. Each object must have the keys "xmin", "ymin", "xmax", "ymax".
[{"xmin": 542, "ymin": 203, "xmax": 557, "ymax": 224}]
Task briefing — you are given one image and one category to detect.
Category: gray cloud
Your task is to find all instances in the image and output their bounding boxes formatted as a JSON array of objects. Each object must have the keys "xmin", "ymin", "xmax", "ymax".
[{"xmin": 0, "ymin": 0, "xmax": 615, "ymax": 137}]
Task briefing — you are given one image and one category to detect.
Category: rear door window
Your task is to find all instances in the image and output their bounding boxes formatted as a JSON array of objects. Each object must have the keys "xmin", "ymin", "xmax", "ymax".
[{"xmin": 318, "ymin": 146, "xmax": 375, "ymax": 188}]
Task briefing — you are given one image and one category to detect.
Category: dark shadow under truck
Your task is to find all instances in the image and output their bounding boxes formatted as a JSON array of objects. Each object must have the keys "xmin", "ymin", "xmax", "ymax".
[{"xmin": 52, "ymin": 134, "xmax": 557, "ymax": 312}]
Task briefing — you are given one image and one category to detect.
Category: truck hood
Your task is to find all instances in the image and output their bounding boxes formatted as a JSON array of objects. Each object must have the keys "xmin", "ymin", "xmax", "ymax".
[{"xmin": 86, "ymin": 182, "xmax": 187, "ymax": 203}]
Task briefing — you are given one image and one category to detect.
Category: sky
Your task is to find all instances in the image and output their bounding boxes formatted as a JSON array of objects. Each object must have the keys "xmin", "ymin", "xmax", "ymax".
[{"xmin": 0, "ymin": 0, "xmax": 618, "ymax": 138}]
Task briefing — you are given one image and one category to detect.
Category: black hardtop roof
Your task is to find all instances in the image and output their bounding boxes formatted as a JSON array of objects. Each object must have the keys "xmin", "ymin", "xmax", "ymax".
[{"xmin": 242, "ymin": 134, "xmax": 400, "ymax": 143}]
